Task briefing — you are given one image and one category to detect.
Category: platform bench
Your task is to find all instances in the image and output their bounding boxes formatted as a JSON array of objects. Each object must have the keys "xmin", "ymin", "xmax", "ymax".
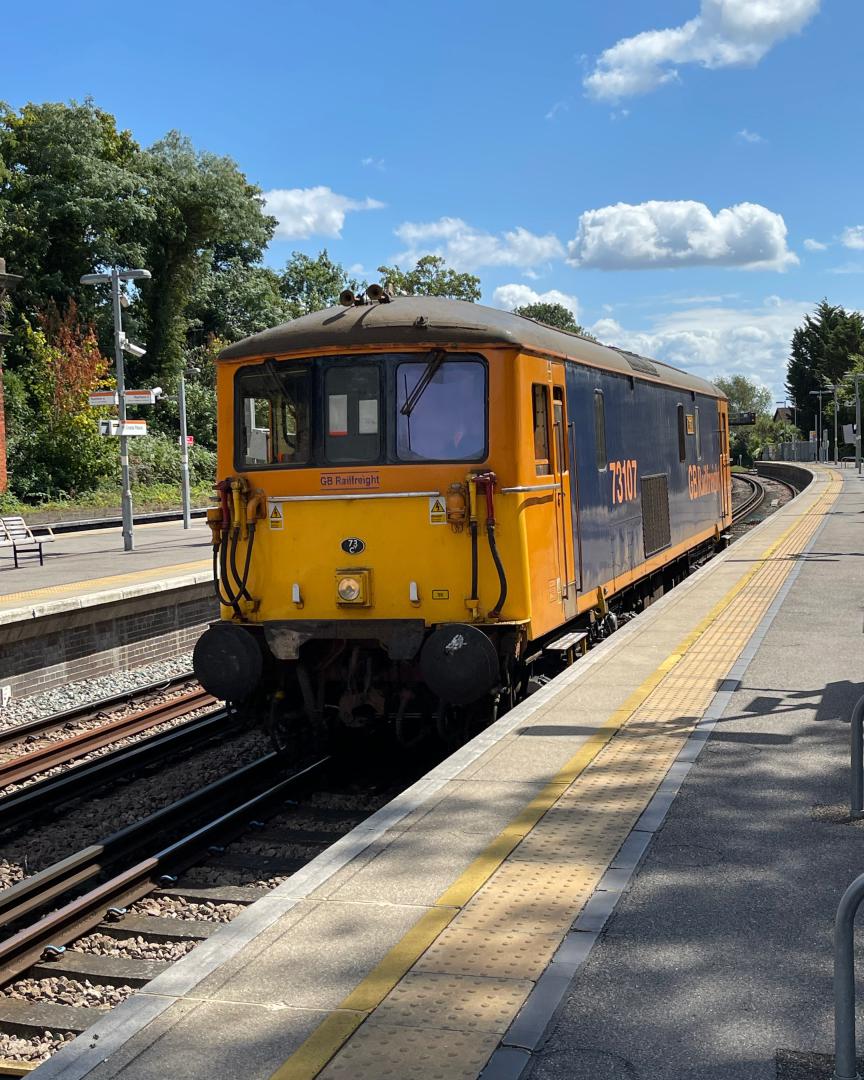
[{"xmin": 1, "ymin": 516, "xmax": 54, "ymax": 568}]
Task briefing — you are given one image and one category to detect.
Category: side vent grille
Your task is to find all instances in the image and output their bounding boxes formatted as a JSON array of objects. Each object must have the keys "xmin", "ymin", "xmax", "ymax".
[{"xmin": 641, "ymin": 473, "xmax": 671, "ymax": 557}]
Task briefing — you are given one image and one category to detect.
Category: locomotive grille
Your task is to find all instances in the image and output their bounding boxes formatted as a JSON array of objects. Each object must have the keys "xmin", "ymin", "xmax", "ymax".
[{"xmin": 641, "ymin": 473, "xmax": 672, "ymax": 557}]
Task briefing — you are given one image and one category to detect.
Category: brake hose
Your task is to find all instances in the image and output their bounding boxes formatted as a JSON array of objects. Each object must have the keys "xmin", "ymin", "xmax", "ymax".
[
  {"xmin": 230, "ymin": 526, "xmax": 254, "ymax": 602},
  {"xmin": 476, "ymin": 472, "xmax": 507, "ymax": 618}
]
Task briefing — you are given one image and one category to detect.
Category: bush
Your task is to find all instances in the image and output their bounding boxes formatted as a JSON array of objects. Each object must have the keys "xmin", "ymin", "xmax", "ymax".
[{"xmin": 122, "ymin": 433, "xmax": 215, "ymax": 487}]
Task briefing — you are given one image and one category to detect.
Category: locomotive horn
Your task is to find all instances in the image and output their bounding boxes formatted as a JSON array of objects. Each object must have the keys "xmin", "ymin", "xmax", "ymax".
[
  {"xmin": 338, "ymin": 289, "xmax": 356, "ymax": 307},
  {"xmin": 365, "ymin": 283, "xmax": 390, "ymax": 303}
]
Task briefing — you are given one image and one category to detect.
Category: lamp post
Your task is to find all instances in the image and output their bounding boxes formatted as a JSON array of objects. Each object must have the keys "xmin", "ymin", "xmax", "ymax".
[
  {"xmin": 0, "ymin": 259, "xmax": 22, "ymax": 496},
  {"xmin": 810, "ymin": 388, "xmax": 830, "ymax": 463},
  {"xmin": 178, "ymin": 372, "xmax": 191, "ymax": 530},
  {"xmin": 825, "ymin": 383, "xmax": 839, "ymax": 465},
  {"xmin": 80, "ymin": 268, "xmax": 151, "ymax": 552}
]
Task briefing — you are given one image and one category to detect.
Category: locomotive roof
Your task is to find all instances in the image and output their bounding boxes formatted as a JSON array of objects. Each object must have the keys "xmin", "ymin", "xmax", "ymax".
[{"xmin": 217, "ymin": 296, "xmax": 723, "ymax": 398}]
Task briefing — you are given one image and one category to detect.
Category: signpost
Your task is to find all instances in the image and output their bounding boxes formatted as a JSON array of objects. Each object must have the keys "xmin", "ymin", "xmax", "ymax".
[{"xmin": 80, "ymin": 267, "xmax": 151, "ymax": 552}]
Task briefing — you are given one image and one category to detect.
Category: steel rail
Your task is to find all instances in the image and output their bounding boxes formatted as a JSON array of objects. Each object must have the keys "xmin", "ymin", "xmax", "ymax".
[
  {"xmin": 0, "ymin": 706, "xmax": 233, "ymax": 833},
  {"xmin": 0, "ymin": 687, "xmax": 216, "ymax": 787},
  {"xmin": 731, "ymin": 473, "xmax": 766, "ymax": 523},
  {"xmin": 0, "ymin": 754, "xmax": 329, "ymax": 984},
  {"xmin": 0, "ymin": 672, "xmax": 197, "ymax": 752}
]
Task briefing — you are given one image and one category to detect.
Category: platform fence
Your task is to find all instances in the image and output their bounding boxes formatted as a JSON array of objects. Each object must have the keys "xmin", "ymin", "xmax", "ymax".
[{"xmin": 761, "ymin": 441, "xmax": 818, "ymax": 462}]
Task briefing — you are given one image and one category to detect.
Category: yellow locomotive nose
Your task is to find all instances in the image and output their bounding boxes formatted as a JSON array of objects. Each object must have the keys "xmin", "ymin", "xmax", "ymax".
[{"xmin": 335, "ymin": 570, "xmax": 372, "ymax": 606}]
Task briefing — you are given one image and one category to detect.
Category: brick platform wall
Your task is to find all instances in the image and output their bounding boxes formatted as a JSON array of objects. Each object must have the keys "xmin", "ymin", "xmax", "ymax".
[{"xmin": 0, "ymin": 583, "xmax": 218, "ymax": 699}]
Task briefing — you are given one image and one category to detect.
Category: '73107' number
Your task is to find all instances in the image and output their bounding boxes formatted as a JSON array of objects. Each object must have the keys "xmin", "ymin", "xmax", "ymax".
[{"xmin": 610, "ymin": 459, "xmax": 638, "ymax": 505}]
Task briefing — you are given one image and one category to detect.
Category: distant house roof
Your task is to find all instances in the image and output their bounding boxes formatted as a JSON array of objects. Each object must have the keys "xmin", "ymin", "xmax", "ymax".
[
  {"xmin": 773, "ymin": 407, "xmax": 793, "ymax": 423},
  {"xmin": 218, "ymin": 296, "xmax": 724, "ymax": 398}
]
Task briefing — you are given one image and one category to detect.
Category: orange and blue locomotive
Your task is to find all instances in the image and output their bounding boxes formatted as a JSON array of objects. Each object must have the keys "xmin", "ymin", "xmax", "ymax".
[{"xmin": 193, "ymin": 292, "xmax": 732, "ymax": 743}]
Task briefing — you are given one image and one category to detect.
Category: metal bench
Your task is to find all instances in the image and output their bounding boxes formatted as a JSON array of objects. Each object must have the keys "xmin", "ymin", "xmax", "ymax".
[{"xmin": 0, "ymin": 516, "xmax": 54, "ymax": 568}]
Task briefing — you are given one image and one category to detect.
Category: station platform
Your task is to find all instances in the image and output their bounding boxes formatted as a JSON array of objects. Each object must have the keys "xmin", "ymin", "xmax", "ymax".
[
  {"xmin": 0, "ymin": 520, "xmax": 211, "ymax": 619},
  {"xmin": 32, "ymin": 464, "xmax": 857, "ymax": 1080}
]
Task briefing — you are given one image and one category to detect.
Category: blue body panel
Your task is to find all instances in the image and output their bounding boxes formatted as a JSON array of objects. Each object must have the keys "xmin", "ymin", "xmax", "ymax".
[{"xmin": 564, "ymin": 362, "xmax": 723, "ymax": 594}]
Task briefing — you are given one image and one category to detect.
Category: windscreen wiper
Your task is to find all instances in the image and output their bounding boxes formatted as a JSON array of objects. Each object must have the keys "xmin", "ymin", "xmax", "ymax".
[{"xmin": 400, "ymin": 349, "xmax": 446, "ymax": 417}]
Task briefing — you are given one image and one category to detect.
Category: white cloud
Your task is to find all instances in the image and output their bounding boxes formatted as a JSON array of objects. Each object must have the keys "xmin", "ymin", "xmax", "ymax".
[
  {"xmin": 589, "ymin": 295, "xmax": 812, "ymax": 399},
  {"xmin": 545, "ymin": 101, "xmax": 568, "ymax": 121},
  {"xmin": 264, "ymin": 186, "xmax": 384, "ymax": 240},
  {"xmin": 361, "ymin": 157, "xmax": 385, "ymax": 171},
  {"xmin": 492, "ymin": 284, "xmax": 580, "ymax": 320},
  {"xmin": 567, "ymin": 200, "xmax": 798, "ymax": 271},
  {"xmin": 394, "ymin": 217, "xmax": 564, "ymax": 271},
  {"xmin": 585, "ymin": 0, "xmax": 820, "ymax": 102},
  {"xmin": 737, "ymin": 128, "xmax": 764, "ymax": 143},
  {"xmin": 803, "ymin": 238, "xmax": 828, "ymax": 251},
  {"xmin": 841, "ymin": 226, "xmax": 864, "ymax": 250}
]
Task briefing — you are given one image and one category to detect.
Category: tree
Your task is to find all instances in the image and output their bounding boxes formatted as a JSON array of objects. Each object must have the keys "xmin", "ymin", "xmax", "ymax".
[
  {"xmin": 713, "ymin": 375, "xmax": 772, "ymax": 419},
  {"xmin": 786, "ymin": 300, "xmax": 864, "ymax": 438},
  {"xmin": 0, "ymin": 99, "xmax": 149, "ymax": 322},
  {"xmin": 279, "ymin": 250, "xmax": 361, "ymax": 317},
  {"xmin": 512, "ymin": 301, "xmax": 596, "ymax": 340},
  {"xmin": 187, "ymin": 262, "xmax": 287, "ymax": 342},
  {"xmin": 5, "ymin": 308, "xmax": 115, "ymax": 499},
  {"xmin": 137, "ymin": 131, "xmax": 276, "ymax": 380},
  {"xmin": 377, "ymin": 255, "xmax": 481, "ymax": 302}
]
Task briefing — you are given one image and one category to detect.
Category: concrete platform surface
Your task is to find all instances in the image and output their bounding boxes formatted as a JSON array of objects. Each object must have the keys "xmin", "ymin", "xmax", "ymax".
[
  {"xmin": 526, "ymin": 468, "xmax": 864, "ymax": 1080},
  {"xmin": 30, "ymin": 466, "xmax": 845, "ymax": 1080},
  {"xmin": 0, "ymin": 520, "xmax": 211, "ymax": 618}
]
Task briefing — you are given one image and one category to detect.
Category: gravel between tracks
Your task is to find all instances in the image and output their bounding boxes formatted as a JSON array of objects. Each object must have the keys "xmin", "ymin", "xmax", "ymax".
[
  {"xmin": 2, "ymin": 976, "xmax": 134, "ymax": 1010},
  {"xmin": 0, "ymin": 728, "xmax": 271, "ymax": 886},
  {"xmin": 0, "ymin": 652, "xmax": 196, "ymax": 731},
  {"xmin": 0, "ymin": 1030, "xmax": 76, "ymax": 1064},
  {"xmin": 76, "ymin": 933, "xmax": 197, "ymax": 962}
]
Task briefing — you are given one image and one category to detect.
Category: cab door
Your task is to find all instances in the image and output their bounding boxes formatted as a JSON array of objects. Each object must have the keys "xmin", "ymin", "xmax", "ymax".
[
  {"xmin": 551, "ymin": 369, "xmax": 579, "ymax": 612},
  {"xmin": 718, "ymin": 400, "xmax": 732, "ymax": 523}
]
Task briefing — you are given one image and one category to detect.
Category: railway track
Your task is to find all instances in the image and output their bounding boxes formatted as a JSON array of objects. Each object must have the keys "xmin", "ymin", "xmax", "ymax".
[
  {"xmin": 0, "ymin": 750, "xmax": 406, "ymax": 1072},
  {"xmin": 731, "ymin": 473, "xmax": 766, "ymax": 522},
  {"xmin": 0, "ymin": 682, "xmax": 216, "ymax": 790},
  {"xmin": 0, "ymin": 753, "xmax": 327, "ymax": 987},
  {"xmin": 0, "ymin": 706, "xmax": 239, "ymax": 833}
]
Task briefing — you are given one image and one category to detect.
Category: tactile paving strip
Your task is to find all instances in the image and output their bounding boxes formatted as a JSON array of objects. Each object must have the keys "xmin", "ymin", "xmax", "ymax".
[
  {"xmin": 0, "ymin": 558, "xmax": 209, "ymax": 606},
  {"xmin": 276, "ymin": 470, "xmax": 841, "ymax": 1080}
]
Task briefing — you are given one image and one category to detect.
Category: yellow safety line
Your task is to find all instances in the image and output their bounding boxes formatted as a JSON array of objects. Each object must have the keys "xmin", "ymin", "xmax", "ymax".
[
  {"xmin": 0, "ymin": 558, "xmax": 210, "ymax": 607},
  {"xmin": 272, "ymin": 472, "xmax": 839, "ymax": 1080}
]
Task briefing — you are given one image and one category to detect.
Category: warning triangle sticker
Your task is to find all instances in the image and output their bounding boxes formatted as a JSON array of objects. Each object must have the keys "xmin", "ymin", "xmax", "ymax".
[
  {"xmin": 431, "ymin": 499, "xmax": 445, "ymax": 514},
  {"xmin": 270, "ymin": 506, "xmax": 280, "ymax": 519}
]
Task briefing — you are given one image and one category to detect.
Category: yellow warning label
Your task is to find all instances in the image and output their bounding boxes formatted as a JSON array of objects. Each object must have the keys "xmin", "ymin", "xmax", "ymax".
[
  {"xmin": 268, "ymin": 502, "xmax": 284, "ymax": 530},
  {"xmin": 428, "ymin": 496, "xmax": 446, "ymax": 525}
]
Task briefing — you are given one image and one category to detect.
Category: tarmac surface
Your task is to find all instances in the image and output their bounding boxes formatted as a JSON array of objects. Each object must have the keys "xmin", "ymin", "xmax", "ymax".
[
  {"xmin": 527, "ymin": 469, "xmax": 864, "ymax": 1080},
  {"xmin": 0, "ymin": 520, "xmax": 211, "ymax": 610}
]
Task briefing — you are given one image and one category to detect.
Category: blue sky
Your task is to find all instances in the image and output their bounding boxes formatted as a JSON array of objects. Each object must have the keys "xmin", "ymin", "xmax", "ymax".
[{"xmin": 3, "ymin": 0, "xmax": 862, "ymax": 399}]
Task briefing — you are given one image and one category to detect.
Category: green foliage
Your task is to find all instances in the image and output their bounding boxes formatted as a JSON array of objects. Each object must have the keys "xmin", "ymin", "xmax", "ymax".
[
  {"xmin": 146, "ymin": 339, "xmax": 220, "ymax": 451},
  {"xmin": 512, "ymin": 302, "xmax": 596, "ymax": 340},
  {"xmin": 713, "ymin": 374, "xmax": 773, "ymax": 418},
  {"xmin": 730, "ymin": 415, "xmax": 799, "ymax": 466},
  {"xmin": 136, "ymin": 131, "xmax": 276, "ymax": 379},
  {"xmin": 4, "ymin": 315, "xmax": 115, "ymax": 500},
  {"xmin": 124, "ymin": 434, "xmax": 215, "ymax": 488},
  {"xmin": 786, "ymin": 300, "xmax": 864, "ymax": 437},
  {"xmin": 0, "ymin": 100, "xmax": 149, "ymax": 323},
  {"xmin": 0, "ymin": 102, "xmax": 276, "ymax": 380},
  {"xmin": 377, "ymin": 255, "xmax": 481, "ymax": 302},
  {"xmin": 279, "ymin": 250, "xmax": 362, "ymax": 317},
  {"xmin": 187, "ymin": 263, "xmax": 287, "ymax": 342}
]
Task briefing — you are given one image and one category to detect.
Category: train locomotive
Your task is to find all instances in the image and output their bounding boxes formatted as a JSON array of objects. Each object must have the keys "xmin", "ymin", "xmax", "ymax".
[{"xmin": 193, "ymin": 292, "xmax": 732, "ymax": 747}]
